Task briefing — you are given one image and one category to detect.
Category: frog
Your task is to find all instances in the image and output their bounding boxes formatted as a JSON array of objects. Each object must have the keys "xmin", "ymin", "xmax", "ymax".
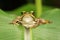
[{"xmin": 10, "ymin": 11, "xmax": 51, "ymax": 28}]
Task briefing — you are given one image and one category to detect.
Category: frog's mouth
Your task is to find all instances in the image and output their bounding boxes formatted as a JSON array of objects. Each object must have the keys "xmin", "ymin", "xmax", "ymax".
[{"xmin": 22, "ymin": 21, "xmax": 36, "ymax": 28}]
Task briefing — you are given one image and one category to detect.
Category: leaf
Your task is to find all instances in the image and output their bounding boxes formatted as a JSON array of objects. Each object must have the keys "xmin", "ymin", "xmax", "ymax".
[
  {"xmin": 32, "ymin": 8, "xmax": 60, "ymax": 40},
  {"xmin": 0, "ymin": 4, "xmax": 60, "ymax": 40},
  {"xmin": 0, "ymin": 9, "xmax": 24, "ymax": 40}
]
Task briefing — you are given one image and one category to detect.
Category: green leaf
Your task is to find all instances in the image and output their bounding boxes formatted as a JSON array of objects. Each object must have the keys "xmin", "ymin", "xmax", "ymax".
[
  {"xmin": 32, "ymin": 8, "xmax": 60, "ymax": 40},
  {"xmin": 0, "ymin": 9, "xmax": 24, "ymax": 40},
  {"xmin": 0, "ymin": 4, "xmax": 60, "ymax": 40}
]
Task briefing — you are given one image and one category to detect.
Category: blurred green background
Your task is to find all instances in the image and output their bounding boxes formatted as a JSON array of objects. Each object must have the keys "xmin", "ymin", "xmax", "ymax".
[{"xmin": 0, "ymin": 0, "xmax": 60, "ymax": 40}]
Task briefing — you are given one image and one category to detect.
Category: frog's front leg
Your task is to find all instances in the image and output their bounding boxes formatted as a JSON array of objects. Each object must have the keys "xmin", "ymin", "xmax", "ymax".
[
  {"xmin": 32, "ymin": 18, "xmax": 40, "ymax": 28},
  {"xmin": 33, "ymin": 18, "xmax": 51, "ymax": 28},
  {"xmin": 10, "ymin": 16, "xmax": 22, "ymax": 25},
  {"xmin": 36, "ymin": 18, "xmax": 51, "ymax": 24}
]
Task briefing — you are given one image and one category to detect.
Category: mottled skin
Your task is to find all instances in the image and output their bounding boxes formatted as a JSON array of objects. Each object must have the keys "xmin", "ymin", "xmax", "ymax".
[{"xmin": 10, "ymin": 11, "xmax": 51, "ymax": 28}]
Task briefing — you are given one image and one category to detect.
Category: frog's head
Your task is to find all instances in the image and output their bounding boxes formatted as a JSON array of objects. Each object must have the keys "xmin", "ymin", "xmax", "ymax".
[{"xmin": 21, "ymin": 11, "xmax": 34, "ymax": 15}]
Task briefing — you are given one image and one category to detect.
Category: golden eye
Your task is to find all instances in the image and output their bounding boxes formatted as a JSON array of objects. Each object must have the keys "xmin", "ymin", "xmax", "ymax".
[
  {"xmin": 30, "ymin": 11, "xmax": 34, "ymax": 13},
  {"xmin": 21, "ymin": 11, "xmax": 26, "ymax": 15},
  {"xmin": 30, "ymin": 11, "xmax": 34, "ymax": 14}
]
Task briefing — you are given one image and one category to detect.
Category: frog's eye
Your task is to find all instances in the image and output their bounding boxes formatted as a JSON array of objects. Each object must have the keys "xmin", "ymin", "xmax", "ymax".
[
  {"xmin": 21, "ymin": 11, "xmax": 26, "ymax": 15},
  {"xmin": 30, "ymin": 11, "xmax": 35, "ymax": 15}
]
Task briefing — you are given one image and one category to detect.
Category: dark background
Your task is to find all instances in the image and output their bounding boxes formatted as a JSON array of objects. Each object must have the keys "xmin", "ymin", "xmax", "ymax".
[{"xmin": 0, "ymin": 0, "xmax": 60, "ymax": 10}]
